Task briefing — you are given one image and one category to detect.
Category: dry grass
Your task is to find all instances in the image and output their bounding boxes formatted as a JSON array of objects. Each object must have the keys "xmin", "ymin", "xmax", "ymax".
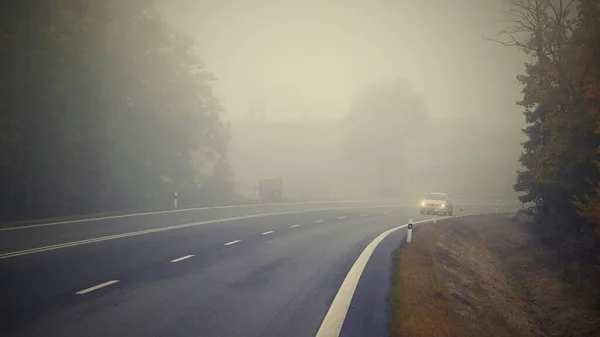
[{"xmin": 391, "ymin": 215, "xmax": 600, "ymax": 337}]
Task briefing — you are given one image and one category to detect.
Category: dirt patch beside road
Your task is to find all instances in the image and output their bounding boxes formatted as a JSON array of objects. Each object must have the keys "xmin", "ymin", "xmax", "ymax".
[{"xmin": 390, "ymin": 215, "xmax": 600, "ymax": 337}]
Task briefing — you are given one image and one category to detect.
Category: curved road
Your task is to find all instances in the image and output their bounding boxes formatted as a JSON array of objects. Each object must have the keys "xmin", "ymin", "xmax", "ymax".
[{"xmin": 0, "ymin": 201, "xmax": 517, "ymax": 337}]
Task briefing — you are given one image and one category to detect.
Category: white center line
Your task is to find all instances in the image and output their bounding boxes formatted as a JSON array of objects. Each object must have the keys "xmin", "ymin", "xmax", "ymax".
[
  {"xmin": 224, "ymin": 240, "xmax": 241, "ymax": 246},
  {"xmin": 75, "ymin": 280, "xmax": 119, "ymax": 295},
  {"xmin": 261, "ymin": 231, "xmax": 274, "ymax": 235},
  {"xmin": 171, "ymin": 254, "xmax": 194, "ymax": 263},
  {"xmin": 1, "ymin": 205, "xmax": 409, "ymax": 260},
  {"xmin": 337, "ymin": 216, "xmax": 347, "ymax": 220},
  {"xmin": 315, "ymin": 219, "xmax": 324, "ymax": 223},
  {"xmin": 291, "ymin": 224, "xmax": 300, "ymax": 228}
]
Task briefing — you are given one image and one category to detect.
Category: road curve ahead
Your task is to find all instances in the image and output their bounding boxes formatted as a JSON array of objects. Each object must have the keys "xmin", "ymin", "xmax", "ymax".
[{"xmin": 0, "ymin": 201, "xmax": 518, "ymax": 337}]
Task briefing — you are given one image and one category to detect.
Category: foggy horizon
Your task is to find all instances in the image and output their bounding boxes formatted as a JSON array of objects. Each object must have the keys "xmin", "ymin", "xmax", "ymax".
[{"xmin": 152, "ymin": 0, "xmax": 529, "ymax": 201}]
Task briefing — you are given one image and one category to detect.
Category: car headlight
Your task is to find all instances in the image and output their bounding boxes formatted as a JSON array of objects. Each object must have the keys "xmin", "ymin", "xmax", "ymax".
[
  {"xmin": 420, "ymin": 201, "xmax": 425, "ymax": 207},
  {"xmin": 440, "ymin": 203, "xmax": 446, "ymax": 208}
]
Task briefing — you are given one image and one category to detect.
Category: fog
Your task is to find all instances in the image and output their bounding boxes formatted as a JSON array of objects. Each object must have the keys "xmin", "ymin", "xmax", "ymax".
[
  {"xmin": 158, "ymin": 0, "xmax": 527, "ymax": 121},
  {"xmin": 157, "ymin": 0, "xmax": 527, "ymax": 200},
  {"xmin": 1, "ymin": 1, "xmax": 528, "ymax": 221}
]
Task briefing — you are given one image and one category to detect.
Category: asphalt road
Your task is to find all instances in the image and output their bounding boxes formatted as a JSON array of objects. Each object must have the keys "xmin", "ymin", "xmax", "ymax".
[
  {"xmin": 0, "ymin": 201, "xmax": 518, "ymax": 337},
  {"xmin": 0, "ymin": 201, "xmax": 409, "ymax": 253}
]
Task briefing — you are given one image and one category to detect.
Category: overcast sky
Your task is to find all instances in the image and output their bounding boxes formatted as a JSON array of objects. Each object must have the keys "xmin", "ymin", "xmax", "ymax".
[{"xmin": 157, "ymin": 0, "xmax": 528, "ymax": 122}]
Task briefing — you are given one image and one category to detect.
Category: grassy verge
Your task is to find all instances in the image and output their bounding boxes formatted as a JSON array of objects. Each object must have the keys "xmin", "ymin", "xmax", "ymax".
[{"xmin": 391, "ymin": 215, "xmax": 600, "ymax": 337}]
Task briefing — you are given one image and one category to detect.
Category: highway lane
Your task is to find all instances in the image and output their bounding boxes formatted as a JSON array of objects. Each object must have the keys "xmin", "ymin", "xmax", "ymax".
[
  {"xmin": 0, "ymin": 199, "xmax": 515, "ymax": 254},
  {"xmin": 0, "ymin": 207, "xmax": 407, "ymax": 336},
  {"xmin": 0, "ymin": 202, "xmax": 519, "ymax": 337},
  {"xmin": 0, "ymin": 201, "xmax": 410, "ymax": 254}
]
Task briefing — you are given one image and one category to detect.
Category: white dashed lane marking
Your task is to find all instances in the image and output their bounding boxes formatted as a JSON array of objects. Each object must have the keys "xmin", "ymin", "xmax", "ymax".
[
  {"xmin": 224, "ymin": 240, "xmax": 241, "ymax": 246},
  {"xmin": 171, "ymin": 255, "xmax": 194, "ymax": 263},
  {"xmin": 261, "ymin": 231, "xmax": 274, "ymax": 235},
  {"xmin": 75, "ymin": 280, "xmax": 120, "ymax": 295}
]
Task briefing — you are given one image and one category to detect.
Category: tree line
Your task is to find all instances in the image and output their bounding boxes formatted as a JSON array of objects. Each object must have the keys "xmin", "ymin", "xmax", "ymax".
[
  {"xmin": 0, "ymin": 1, "xmax": 234, "ymax": 222},
  {"xmin": 500, "ymin": 0, "xmax": 600, "ymax": 300}
]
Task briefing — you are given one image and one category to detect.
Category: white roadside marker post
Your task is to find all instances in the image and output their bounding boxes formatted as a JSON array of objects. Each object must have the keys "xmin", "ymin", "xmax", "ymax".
[
  {"xmin": 496, "ymin": 204, "xmax": 499, "ymax": 214},
  {"xmin": 407, "ymin": 219, "xmax": 413, "ymax": 244},
  {"xmin": 174, "ymin": 192, "xmax": 178, "ymax": 208},
  {"xmin": 434, "ymin": 214, "xmax": 437, "ymax": 224},
  {"xmin": 460, "ymin": 206, "xmax": 464, "ymax": 215}
]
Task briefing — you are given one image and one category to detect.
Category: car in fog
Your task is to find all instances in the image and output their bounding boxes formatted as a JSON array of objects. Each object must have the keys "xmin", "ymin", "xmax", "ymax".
[{"xmin": 420, "ymin": 192, "xmax": 454, "ymax": 215}]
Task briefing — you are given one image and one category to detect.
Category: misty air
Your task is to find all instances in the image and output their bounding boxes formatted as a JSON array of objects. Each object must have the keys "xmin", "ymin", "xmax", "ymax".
[{"xmin": 1, "ymin": 1, "xmax": 599, "ymax": 336}]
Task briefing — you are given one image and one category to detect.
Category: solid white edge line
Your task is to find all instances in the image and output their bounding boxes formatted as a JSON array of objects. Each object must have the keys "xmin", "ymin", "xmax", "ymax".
[
  {"xmin": 0, "ymin": 205, "xmax": 404, "ymax": 260},
  {"xmin": 1, "ymin": 200, "xmax": 425, "ymax": 231},
  {"xmin": 314, "ymin": 213, "xmax": 488, "ymax": 337},
  {"xmin": 314, "ymin": 225, "xmax": 407, "ymax": 337},
  {"xmin": 75, "ymin": 280, "xmax": 119, "ymax": 295},
  {"xmin": 224, "ymin": 240, "xmax": 241, "ymax": 246},
  {"xmin": 291, "ymin": 224, "xmax": 300, "ymax": 228},
  {"xmin": 261, "ymin": 231, "xmax": 274, "ymax": 235},
  {"xmin": 170, "ymin": 254, "xmax": 194, "ymax": 263}
]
